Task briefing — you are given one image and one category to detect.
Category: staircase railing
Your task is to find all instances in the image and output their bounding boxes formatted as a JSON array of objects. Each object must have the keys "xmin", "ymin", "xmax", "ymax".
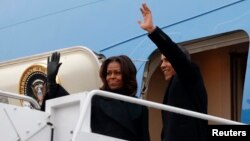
[
  {"xmin": 0, "ymin": 90, "xmax": 40, "ymax": 109},
  {"xmin": 72, "ymin": 89, "xmax": 246, "ymax": 141}
]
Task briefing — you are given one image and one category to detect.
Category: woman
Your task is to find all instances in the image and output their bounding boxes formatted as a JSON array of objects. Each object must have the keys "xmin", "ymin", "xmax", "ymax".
[
  {"xmin": 43, "ymin": 53, "xmax": 150, "ymax": 141},
  {"xmin": 91, "ymin": 55, "xmax": 150, "ymax": 141}
]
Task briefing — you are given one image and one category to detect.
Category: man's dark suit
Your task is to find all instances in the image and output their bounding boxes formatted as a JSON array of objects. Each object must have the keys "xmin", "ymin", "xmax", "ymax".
[{"xmin": 148, "ymin": 27, "xmax": 208, "ymax": 141}]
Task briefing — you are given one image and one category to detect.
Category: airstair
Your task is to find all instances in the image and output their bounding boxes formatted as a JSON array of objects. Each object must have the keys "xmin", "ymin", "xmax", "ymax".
[{"xmin": 0, "ymin": 89, "xmax": 245, "ymax": 141}]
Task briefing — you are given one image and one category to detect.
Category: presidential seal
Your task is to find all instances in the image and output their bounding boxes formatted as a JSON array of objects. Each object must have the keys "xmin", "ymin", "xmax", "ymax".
[{"xmin": 19, "ymin": 64, "xmax": 47, "ymax": 106}]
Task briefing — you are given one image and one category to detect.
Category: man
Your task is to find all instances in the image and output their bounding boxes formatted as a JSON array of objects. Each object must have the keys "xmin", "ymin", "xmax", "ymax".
[{"xmin": 138, "ymin": 3, "xmax": 208, "ymax": 141}]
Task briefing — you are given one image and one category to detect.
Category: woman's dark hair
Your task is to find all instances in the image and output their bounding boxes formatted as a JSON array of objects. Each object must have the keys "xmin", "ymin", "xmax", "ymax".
[{"xmin": 99, "ymin": 55, "xmax": 137, "ymax": 96}]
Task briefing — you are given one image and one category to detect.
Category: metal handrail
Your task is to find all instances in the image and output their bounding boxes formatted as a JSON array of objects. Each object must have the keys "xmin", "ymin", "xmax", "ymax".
[
  {"xmin": 72, "ymin": 89, "xmax": 246, "ymax": 141},
  {"xmin": 0, "ymin": 90, "xmax": 40, "ymax": 109}
]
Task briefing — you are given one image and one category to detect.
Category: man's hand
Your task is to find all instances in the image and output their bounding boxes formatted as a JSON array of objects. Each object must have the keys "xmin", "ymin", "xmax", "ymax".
[
  {"xmin": 138, "ymin": 3, "xmax": 156, "ymax": 33},
  {"xmin": 47, "ymin": 52, "xmax": 62, "ymax": 85}
]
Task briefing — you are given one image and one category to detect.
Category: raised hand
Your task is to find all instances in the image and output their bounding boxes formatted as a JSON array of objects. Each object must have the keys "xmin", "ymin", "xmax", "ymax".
[
  {"xmin": 47, "ymin": 52, "xmax": 62, "ymax": 85},
  {"xmin": 138, "ymin": 3, "xmax": 156, "ymax": 33}
]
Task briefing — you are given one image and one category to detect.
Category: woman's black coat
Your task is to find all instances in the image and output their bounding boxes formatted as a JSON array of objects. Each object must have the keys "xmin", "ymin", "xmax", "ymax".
[
  {"xmin": 41, "ymin": 86, "xmax": 150, "ymax": 141},
  {"xmin": 91, "ymin": 95, "xmax": 150, "ymax": 141}
]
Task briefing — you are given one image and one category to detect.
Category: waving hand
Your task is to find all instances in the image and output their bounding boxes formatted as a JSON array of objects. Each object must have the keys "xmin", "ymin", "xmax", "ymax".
[{"xmin": 47, "ymin": 52, "xmax": 62, "ymax": 85}]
